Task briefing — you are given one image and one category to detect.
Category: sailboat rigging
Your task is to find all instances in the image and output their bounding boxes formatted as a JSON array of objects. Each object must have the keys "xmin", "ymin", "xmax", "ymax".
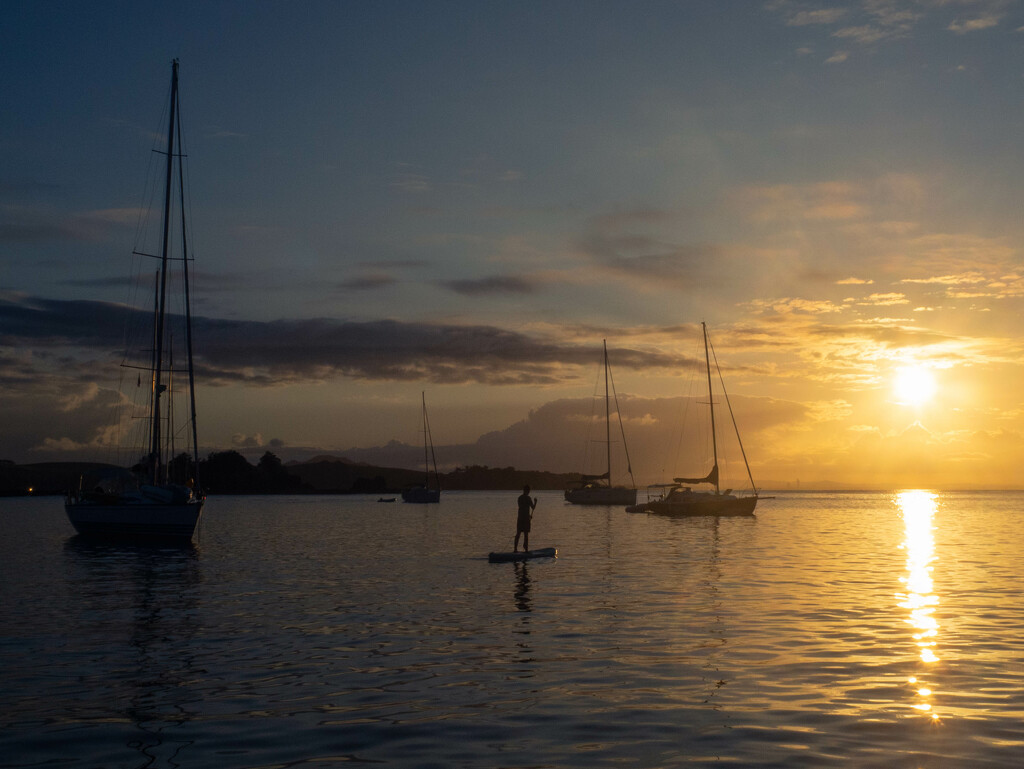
[
  {"xmin": 402, "ymin": 392, "xmax": 441, "ymax": 503},
  {"xmin": 564, "ymin": 340, "xmax": 637, "ymax": 506},
  {"xmin": 64, "ymin": 60, "xmax": 205, "ymax": 539},
  {"xmin": 637, "ymin": 322, "xmax": 758, "ymax": 517}
]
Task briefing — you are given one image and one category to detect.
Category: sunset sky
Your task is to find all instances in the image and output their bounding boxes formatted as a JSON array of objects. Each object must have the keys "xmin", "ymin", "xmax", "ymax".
[{"xmin": 3, "ymin": 1, "xmax": 1023, "ymax": 489}]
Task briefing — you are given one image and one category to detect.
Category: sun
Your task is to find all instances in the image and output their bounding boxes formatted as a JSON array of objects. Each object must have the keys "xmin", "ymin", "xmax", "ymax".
[{"xmin": 894, "ymin": 366, "xmax": 937, "ymax": 407}]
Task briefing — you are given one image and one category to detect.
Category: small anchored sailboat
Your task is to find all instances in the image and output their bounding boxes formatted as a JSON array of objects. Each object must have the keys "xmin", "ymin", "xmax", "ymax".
[
  {"xmin": 564, "ymin": 340, "xmax": 637, "ymax": 506},
  {"xmin": 402, "ymin": 392, "xmax": 441, "ymax": 503},
  {"xmin": 64, "ymin": 60, "xmax": 205, "ymax": 540},
  {"xmin": 638, "ymin": 323, "xmax": 758, "ymax": 517}
]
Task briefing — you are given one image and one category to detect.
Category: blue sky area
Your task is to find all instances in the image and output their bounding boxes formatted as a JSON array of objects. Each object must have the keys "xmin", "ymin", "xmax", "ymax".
[{"xmin": 3, "ymin": 1, "xmax": 1023, "ymax": 488}]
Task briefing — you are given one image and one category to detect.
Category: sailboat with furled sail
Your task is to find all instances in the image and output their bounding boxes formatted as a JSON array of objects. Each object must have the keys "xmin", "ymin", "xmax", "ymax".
[
  {"xmin": 564, "ymin": 340, "xmax": 637, "ymax": 506},
  {"xmin": 402, "ymin": 392, "xmax": 441, "ymax": 503},
  {"xmin": 639, "ymin": 322, "xmax": 758, "ymax": 517},
  {"xmin": 64, "ymin": 60, "xmax": 205, "ymax": 540}
]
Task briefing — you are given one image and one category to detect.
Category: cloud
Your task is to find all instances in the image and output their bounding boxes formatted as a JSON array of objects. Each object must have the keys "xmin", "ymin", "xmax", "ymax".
[
  {"xmin": 4, "ymin": 381, "xmax": 127, "ymax": 461},
  {"xmin": 0, "ymin": 296, "xmax": 130, "ymax": 347},
  {"xmin": 338, "ymin": 273, "xmax": 399, "ymax": 290},
  {"xmin": 894, "ymin": 262, "xmax": 1024, "ymax": 300},
  {"xmin": 768, "ymin": 1, "xmax": 923, "ymax": 49},
  {"xmin": 0, "ymin": 294, "xmax": 693, "ymax": 389},
  {"xmin": 357, "ymin": 259, "xmax": 429, "ymax": 270},
  {"xmin": 59, "ymin": 276, "xmax": 138, "ymax": 288},
  {"xmin": 833, "ymin": 25, "xmax": 893, "ymax": 44},
  {"xmin": 948, "ymin": 15, "xmax": 1001, "ymax": 34},
  {"xmin": 856, "ymin": 292, "xmax": 909, "ymax": 306},
  {"xmin": 736, "ymin": 182, "xmax": 867, "ymax": 223},
  {"xmin": 232, "ymin": 433, "xmax": 264, "ymax": 448},
  {"xmin": 788, "ymin": 9, "xmax": 848, "ymax": 26},
  {"xmin": 567, "ymin": 208, "xmax": 756, "ymax": 293},
  {"xmin": 590, "ymin": 209, "xmax": 674, "ymax": 230},
  {"xmin": 746, "ymin": 297, "xmax": 846, "ymax": 315},
  {"xmin": 900, "ymin": 273, "xmax": 987, "ymax": 286},
  {"xmin": 0, "ymin": 204, "xmax": 139, "ymax": 244},
  {"xmin": 577, "ymin": 231, "xmax": 729, "ymax": 290},
  {"xmin": 390, "ymin": 173, "xmax": 431, "ymax": 193},
  {"xmin": 442, "ymin": 275, "xmax": 541, "ymax": 296}
]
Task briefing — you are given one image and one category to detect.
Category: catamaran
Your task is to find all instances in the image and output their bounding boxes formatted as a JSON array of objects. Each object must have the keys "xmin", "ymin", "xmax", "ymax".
[
  {"xmin": 65, "ymin": 60, "xmax": 205, "ymax": 540},
  {"xmin": 564, "ymin": 340, "xmax": 637, "ymax": 506}
]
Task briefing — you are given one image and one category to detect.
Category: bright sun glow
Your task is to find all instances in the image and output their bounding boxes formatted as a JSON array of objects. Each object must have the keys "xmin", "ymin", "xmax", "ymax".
[{"xmin": 894, "ymin": 366, "xmax": 937, "ymax": 406}]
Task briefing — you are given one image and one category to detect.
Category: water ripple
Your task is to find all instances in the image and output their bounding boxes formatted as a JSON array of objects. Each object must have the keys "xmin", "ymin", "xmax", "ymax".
[{"xmin": 3, "ymin": 492, "xmax": 1024, "ymax": 767}]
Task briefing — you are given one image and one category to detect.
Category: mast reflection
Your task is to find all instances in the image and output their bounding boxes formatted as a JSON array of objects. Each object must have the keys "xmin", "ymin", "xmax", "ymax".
[{"xmin": 895, "ymin": 490, "xmax": 940, "ymax": 719}]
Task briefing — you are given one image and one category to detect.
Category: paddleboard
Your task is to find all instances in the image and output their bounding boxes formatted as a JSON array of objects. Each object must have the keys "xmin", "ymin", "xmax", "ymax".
[{"xmin": 487, "ymin": 547, "xmax": 557, "ymax": 563}]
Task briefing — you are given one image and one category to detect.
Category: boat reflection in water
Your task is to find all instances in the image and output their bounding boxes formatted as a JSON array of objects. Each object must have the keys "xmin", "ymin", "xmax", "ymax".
[
  {"xmin": 63, "ymin": 537, "xmax": 202, "ymax": 764},
  {"xmin": 895, "ymin": 490, "xmax": 940, "ymax": 719}
]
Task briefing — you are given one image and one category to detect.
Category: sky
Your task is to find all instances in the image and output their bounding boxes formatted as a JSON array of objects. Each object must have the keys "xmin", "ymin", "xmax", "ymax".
[{"xmin": 3, "ymin": 0, "xmax": 1024, "ymax": 489}]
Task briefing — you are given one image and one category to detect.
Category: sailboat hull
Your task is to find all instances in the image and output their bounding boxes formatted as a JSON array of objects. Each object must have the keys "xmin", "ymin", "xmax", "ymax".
[
  {"xmin": 65, "ymin": 499, "xmax": 204, "ymax": 540},
  {"xmin": 564, "ymin": 486, "xmax": 637, "ymax": 506},
  {"xmin": 402, "ymin": 487, "xmax": 440, "ymax": 503},
  {"xmin": 643, "ymin": 495, "xmax": 756, "ymax": 517}
]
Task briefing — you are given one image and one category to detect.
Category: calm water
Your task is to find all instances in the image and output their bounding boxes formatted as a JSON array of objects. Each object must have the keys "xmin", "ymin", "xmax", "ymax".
[{"xmin": 2, "ymin": 490, "xmax": 1023, "ymax": 768}]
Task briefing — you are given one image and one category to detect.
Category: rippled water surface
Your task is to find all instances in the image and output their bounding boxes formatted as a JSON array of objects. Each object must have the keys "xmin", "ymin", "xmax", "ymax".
[{"xmin": 2, "ymin": 490, "xmax": 1023, "ymax": 767}]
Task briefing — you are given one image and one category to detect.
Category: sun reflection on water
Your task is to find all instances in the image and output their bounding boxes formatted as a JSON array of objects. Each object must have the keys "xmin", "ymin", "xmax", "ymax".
[{"xmin": 895, "ymin": 490, "xmax": 940, "ymax": 719}]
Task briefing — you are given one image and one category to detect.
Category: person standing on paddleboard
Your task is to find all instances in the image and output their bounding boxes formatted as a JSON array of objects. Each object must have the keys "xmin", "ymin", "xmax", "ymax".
[{"xmin": 514, "ymin": 485, "xmax": 537, "ymax": 552}]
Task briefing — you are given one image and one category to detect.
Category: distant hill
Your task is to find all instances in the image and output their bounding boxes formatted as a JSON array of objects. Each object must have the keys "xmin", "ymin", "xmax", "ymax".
[
  {"xmin": 0, "ymin": 456, "xmax": 585, "ymax": 495},
  {"xmin": 286, "ymin": 458, "xmax": 425, "ymax": 493},
  {"xmin": 0, "ymin": 461, "xmax": 120, "ymax": 496},
  {"xmin": 287, "ymin": 456, "xmax": 579, "ymax": 493},
  {"xmin": 286, "ymin": 455, "xmax": 367, "ymax": 467}
]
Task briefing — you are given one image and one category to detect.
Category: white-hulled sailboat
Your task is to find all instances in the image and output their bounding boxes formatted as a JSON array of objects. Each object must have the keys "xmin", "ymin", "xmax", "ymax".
[
  {"xmin": 564, "ymin": 340, "xmax": 637, "ymax": 506},
  {"xmin": 639, "ymin": 323, "xmax": 758, "ymax": 517},
  {"xmin": 65, "ymin": 60, "xmax": 205, "ymax": 540}
]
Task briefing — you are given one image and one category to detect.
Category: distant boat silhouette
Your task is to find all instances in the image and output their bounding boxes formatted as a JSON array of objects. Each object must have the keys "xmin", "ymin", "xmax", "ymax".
[
  {"xmin": 402, "ymin": 392, "xmax": 441, "ymax": 503},
  {"xmin": 632, "ymin": 323, "xmax": 758, "ymax": 517},
  {"xmin": 564, "ymin": 340, "xmax": 637, "ymax": 506},
  {"xmin": 64, "ymin": 60, "xmax": 205, "ymax": 540}
]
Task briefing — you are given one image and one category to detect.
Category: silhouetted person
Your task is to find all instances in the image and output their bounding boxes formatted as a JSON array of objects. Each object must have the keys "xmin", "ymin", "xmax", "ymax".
[{"xmin": 514, "ymin": 485, "xmax": 537, "ymax": 552}]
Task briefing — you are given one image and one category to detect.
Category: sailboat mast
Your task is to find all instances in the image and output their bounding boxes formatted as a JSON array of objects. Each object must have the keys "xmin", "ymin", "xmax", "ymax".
[
  {"xmin": 176, "ymin": 100, "xmax": 201, "ymax": 491},
  {"xmin": 702, "ymin": 322, "xmax": 720, "ymax": 494},
  {"xmin": 421, "ymin": 391, "xmax": 429, "ymax": 487},
  {"xmin": 603, "ymin": 339, "xmax": 611, "ymax": 487},
  {"xmin": 425, "ymin": 395, "xmax": 440, "ymax": 491},
  {"xmin": 150, "ymin": 59, "xmax": 178, "ymax": 484}
]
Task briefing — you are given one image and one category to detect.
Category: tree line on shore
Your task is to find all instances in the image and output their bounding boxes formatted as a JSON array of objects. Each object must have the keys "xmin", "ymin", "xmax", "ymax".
[{"xmin": 0, "ymin": 452, "xmax": 580, "ymax": 496}]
